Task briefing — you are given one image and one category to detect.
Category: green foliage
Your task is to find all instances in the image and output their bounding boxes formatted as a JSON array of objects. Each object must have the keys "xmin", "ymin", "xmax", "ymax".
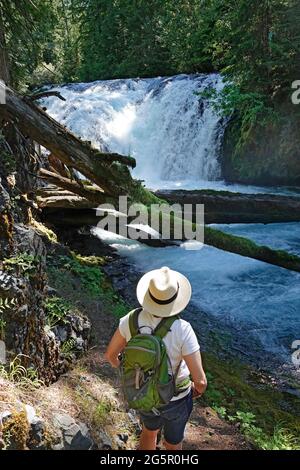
[
  {"xmin": 214, "ymin": 407, "xmax": 300, "ymax": 450},
  {"xmin": 0, "ymin": 354, "xmax": 44, "ymax": 389},
  {"xmin": 3, "ymin": 253, "xmax": 38, "ymax": 277},
  {"xmin": 58, "ymin": 255, "xmax": 105, "ymax": 297},
  {"xmin": 0, "ymin": 129, "xmax": 16, "ymax": 174},
  {"xmin": 0, "ymin": 317, "xmax": 6, "ymax": 340},
  {"xmin": 0, "ymin": 0, "xmax": 58, "ymax": 89},
  {"xmin": 0, "ymin": 297, "xmax": 17, "ymax": 339},
  {"xmin": 43, "ymin": 296, "xmax": 71, "ymax": 328},
  {"xmin": 202, "ymin": 353, "xmax": 300, "ymax": 450},
  {"xmin": 0, "ymin": 297, "xmax": 17, "ymax": 313},
  {"xmin": 61, "ymin": 338, "xmax": 77, "ymax": 358},
  {"xmin": 47, "ymin": 254, "xmax": 130, "ymax": 319},
  {"xmin": 95, "ymin": 399, "xmax": 112, "ymax": 423}
]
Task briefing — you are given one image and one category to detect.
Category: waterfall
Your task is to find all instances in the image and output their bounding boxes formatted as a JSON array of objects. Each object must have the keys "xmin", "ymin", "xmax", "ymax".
[{"xmin": 42, "ymin": 73, "xmax": 225, "ymax": 188}]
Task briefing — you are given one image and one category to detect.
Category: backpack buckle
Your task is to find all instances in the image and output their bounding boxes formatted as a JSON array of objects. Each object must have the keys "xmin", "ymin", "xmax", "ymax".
[
  {"xmin": 135, "ymin": 365, "xmax": 142, "ymax": 390},
  {"xmin": 151, "ymin": 407, "xmax": 161, "ymax": 416}
]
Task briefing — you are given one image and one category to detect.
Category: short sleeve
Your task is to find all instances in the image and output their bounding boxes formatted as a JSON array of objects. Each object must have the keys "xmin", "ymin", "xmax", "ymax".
[
  {"xmin": 118, "ymin": 312, "xmax": 131, "ymax": 342},
  {"xmin": 181, "ymin": 322, "xmax": 200, "ymax": 356}
]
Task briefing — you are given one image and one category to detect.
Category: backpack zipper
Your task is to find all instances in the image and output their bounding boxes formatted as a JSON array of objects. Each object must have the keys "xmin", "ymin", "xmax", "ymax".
[{"xmin": 125, "ymin": 346, "xmax": 156, "ymax": 354}]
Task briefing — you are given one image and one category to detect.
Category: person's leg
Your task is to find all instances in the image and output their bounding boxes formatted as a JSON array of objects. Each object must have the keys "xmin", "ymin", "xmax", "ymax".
[
  {"xmin": 163, "ymin": 439, "xmax": 182, "ymax": 450},
  {"xmin": 139, "ymin": 425, "xmax": 159, "ymax": 450},
  {"xmin": 162, "ymin": 390, "xmax": 193, "ymax": 451}
]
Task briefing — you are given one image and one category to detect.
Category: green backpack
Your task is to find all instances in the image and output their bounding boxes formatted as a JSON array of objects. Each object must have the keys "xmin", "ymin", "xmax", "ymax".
[{"xmin": 121, "ymin": 308, "xmax": 191, "ymax": 413}]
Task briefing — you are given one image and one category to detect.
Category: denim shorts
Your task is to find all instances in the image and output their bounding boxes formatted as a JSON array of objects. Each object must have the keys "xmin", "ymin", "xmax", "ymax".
[{"xmin": 139, "ymin": 390, "xmax": 193, "ymax": 445}]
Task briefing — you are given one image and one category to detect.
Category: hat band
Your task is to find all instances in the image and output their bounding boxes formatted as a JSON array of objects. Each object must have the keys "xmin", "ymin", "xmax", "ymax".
[{"xmin": 148, "ymin": 282, "xmax": 179, "ymax": 305}]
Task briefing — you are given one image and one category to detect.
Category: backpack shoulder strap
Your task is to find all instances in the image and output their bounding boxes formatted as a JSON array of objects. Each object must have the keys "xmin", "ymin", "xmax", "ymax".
[
  {"xmin": 154, "ymin": 314, "xmax": 180, "ymax": 339},
  {"xmin": 128, "ymin": 307, "xmax": 143, "ymax": 337}
]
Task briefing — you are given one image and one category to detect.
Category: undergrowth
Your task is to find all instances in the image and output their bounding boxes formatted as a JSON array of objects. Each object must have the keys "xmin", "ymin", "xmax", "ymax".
[
  {"xmin": 43, "ymin": 296, "xmax": 71, "ymax": 328},
  {"xmin": 46, "ymin": 253, "xmax": 129, "ymax": 319},
  {"xmin": 0, "ymin": 354, "xmax": 44, "ymax": 390},
  {"xmin": 202, "ymin": 353, "xmax": 300, "ymax": 450}
]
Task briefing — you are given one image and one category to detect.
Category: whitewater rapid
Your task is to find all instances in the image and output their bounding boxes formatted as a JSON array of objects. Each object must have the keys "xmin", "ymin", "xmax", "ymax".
[{"xmin": 43, "ymin": 74, "xmax": 227, "ymax": 188}]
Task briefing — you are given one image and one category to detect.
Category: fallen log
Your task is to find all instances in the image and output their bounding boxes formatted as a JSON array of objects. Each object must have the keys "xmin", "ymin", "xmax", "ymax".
[
  {"xmin": 204, "ymin": 225, "xmax": 300, "ymax": 273},
  {"xmin": 0, "ymin": 85, "xmax": 137, "ymax": 196},
  {"xmin": 42, "ymin": 204, "xmax": 300, "ymax": 273},
  {"xmin": 156, "ymin": 189, "xmax": 300, "ymax": 224},
  {"xmin": 28, "ymin": 90, "xmax": 66, "ymax": 102},
  {"xmin": 37, "ymin": 194, "xmax": 96, "ymax": 210},
  {"xmin": 39, "ymin": 168, "xmax": 112, "ymax": 205}
]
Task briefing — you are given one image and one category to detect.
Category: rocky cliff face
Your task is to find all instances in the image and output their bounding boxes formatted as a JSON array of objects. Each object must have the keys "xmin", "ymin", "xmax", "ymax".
[
  {"xmin": 0, "ymin": 129, "xmax": 90, "ymax": 384},
  {"xmin": 222, "ymin": 108, "xmax": 300, "ymax": 186}
]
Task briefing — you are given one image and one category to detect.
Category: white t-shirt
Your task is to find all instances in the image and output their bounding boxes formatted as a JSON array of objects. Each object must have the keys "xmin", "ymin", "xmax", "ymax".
[{"xmin": 119, "ymin": 309, "xmax": 200, "ymax": 401}]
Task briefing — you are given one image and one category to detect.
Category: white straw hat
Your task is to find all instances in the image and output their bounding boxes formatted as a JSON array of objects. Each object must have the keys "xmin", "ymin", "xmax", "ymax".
[{"xmin": 136, "ymin": 266, "xmax": 192, "ymax": 317}]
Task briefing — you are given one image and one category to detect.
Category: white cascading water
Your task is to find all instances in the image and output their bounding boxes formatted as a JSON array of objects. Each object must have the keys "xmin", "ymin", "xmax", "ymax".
[{"xmin": 42, "ymin": 74, "xmax": 225, "ymax": 187}]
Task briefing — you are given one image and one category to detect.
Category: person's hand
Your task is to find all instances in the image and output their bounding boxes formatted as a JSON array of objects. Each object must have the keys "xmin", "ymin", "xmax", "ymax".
[{"xmin": 191, "ymin": 382, "xmax": 203, "ymax": 399}]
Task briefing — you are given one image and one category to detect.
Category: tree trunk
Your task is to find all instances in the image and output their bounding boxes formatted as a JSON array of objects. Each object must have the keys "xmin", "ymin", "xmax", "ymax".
[
  {"xmin": 39, "ymin": 168, "xmax": 113, "ymax": 205},
  {"xmin": 0, "ymin": 10, "xmax": 10, "ymax": 84},
  {"xmin": 0, "ymin": 85, "xmax": 137, "ymax": 196}
]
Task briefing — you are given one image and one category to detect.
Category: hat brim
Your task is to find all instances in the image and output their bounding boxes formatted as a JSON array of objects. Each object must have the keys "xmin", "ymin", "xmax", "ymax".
[{"xmin": 136, "ymin": 268, "xmax": 192, "ymax": 317}]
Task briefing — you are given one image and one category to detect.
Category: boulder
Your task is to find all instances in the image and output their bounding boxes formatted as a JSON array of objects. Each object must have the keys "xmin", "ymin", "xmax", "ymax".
[
  {"xmin": 98, "ymin": 430, "xmax": 113, "ymax": 450},
  {"xmin": 52, "ymin": 413, "xmax": 95, "ymax": 450},
  {"xmin": 28, "ymin": 417, "xmax": 47, "ymax": 450}
]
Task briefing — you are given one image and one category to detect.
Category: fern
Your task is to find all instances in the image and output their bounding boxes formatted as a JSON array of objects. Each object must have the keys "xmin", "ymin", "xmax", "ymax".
[
  {"xmin": 0, "ymin": 298, "xmax": 17, "ymax": 340},
  {"xmin": 61, "ymin": 338, "xmax": 77, "ymax": 358},
  {"xmin": 3, "ymin": 254, "xmax": 38, "ymax": 277},
  {"xmin": 0, "ymin": 297, "xmax": 18, "ymax": 313},
  {"xmin": 44, "ymin": 296, "xmax": 71, "ymax": 329}
]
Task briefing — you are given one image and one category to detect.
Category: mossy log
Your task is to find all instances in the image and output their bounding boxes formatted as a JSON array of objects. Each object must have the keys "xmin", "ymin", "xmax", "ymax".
[
  {"xmin": 43, "ymin": 204, "xmax": 300, "ymax": 273},
  {"xmin": 156, "ymin": 189, "xmax": 300, "ymax": 224},
  {"xmin": 204, "ymin": 225, "xmax": 300, "ymax": 273}
]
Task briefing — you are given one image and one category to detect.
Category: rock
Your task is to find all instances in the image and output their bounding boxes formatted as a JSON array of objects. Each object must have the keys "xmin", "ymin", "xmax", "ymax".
[
  {"xmin": 118, "ymin": 432, "xmax": 129, "ymax": 443},
  {"xmin": 24, "ymin": 404, "xmax": 37, "ymax": 424},
  {"xmin": 0, "ymin": 410, "xmax": 11, "ymax": 424},
  {"xmin": 115, "ymin": 433, "xmax": 129, "ymax": 449},
  {"xmin": 74, "ymin": 336, "xmax": 85, "ymax": 351},
  {"xmin": 46, "ymin": 285, "xmax": 58, "ymax": 297},
  {"xmin": 53, "ymin": 312, "xmax": 91, "ymax": 358},
  {"xmin": 28, "ymin": 417, "xmax": 47, "ymax": 450},
  {"xmin": 53, "ymin": 413, "xmax": 95, "ymax": 450},
  {"xmin": 114, "ymin": 436, "xmax": 127, "ymax": 450},
  {"xmin": 53, "ymin": 325, "xmax": 68, "ymax": 343},
  {"xmin": 0, "ymin": 181, "xmax": 11, "ymax": 219},
  {"xmin": 11, "ymin": 402, "xmax": 37, "ymax": 425},
  {"xmin": 98, "ymin": 430, "xmax": 113, "ymax": 449},
  {"xmin": 13, "ymin": 224, "xmax": 47, "ymax": 259},
  {"xmin": 127, "ymin": 410, "xmax": 142, "ymax": 435}
]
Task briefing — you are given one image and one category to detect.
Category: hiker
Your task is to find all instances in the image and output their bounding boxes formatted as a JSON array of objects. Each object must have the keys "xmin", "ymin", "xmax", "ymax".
[{"xmin": 105, "ymin": 266, "xmax": 207, "ymax": 450}]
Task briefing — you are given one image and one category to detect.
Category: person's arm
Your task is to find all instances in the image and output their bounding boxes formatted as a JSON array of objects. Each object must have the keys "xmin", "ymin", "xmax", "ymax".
[
  {"xmin": 183, "ymin": 350, "xmax": 207, "ymax": 398},
  {"xmin": 104, "ymin": 328, "xmax": 127, "ymax": 368}
]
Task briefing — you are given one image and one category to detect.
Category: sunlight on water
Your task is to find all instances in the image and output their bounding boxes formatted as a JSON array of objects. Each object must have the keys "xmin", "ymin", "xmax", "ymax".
[{"xmin": 42, "ymin": 74, "xmax": 224, "ymax": 185}]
